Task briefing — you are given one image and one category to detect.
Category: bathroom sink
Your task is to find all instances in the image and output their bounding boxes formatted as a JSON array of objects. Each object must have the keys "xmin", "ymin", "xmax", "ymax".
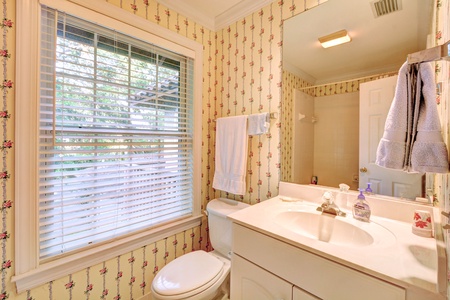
[{"xmin": 273, "ymin": 210, "xmax": 396, "ymax": 247}]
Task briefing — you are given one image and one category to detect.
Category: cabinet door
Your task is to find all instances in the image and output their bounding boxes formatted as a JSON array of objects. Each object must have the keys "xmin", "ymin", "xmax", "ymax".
[
  {"xmin": 231, "ymin": 254, "xmax": 292, "ymax": 300},
  {"xmin": 293, "ymin": 286, "xmax": 321, "ymax": 300}
]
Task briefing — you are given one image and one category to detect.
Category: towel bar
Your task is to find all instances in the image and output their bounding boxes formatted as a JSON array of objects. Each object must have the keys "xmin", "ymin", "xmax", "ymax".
[
  {"xmin": 213, "ymin": 112, "xmax": 278, "ymax": 122},
  {"xmin": 441, "ymin": 211, "xmax": 450, "ymax": 230}
]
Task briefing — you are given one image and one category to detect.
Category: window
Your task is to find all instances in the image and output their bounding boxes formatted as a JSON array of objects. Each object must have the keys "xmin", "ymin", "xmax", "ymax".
[
  {"xmin": 40, "ymin": 6, "xmax": 194, "ymax": 260},
  {"xmin": 14, "ymin": 0, "xmax": 201, "ymax": 292}
]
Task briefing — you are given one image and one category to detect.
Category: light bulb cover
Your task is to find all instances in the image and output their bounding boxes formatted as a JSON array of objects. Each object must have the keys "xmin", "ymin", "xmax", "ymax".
[{"xmin": 319, "ymin": 30, "xmax": 352, "ymax": 48}]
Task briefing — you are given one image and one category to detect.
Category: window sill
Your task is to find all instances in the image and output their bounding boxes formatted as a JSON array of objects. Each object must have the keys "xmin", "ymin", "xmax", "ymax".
[{"xmin": 12, "ymin": 215, "xmax": 202, "ymax": 293}]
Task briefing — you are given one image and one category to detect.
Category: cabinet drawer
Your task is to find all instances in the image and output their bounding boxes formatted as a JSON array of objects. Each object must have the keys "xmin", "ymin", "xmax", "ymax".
[{"xmin": 232, "ymin": 223, "xmax": 405, "ymax": 300}]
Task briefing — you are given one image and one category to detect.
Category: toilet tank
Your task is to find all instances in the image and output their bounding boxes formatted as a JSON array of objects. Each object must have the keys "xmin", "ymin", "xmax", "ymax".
[{"xmin": 206, "ymin": 198, "xmax": 250, "ymax": 258}]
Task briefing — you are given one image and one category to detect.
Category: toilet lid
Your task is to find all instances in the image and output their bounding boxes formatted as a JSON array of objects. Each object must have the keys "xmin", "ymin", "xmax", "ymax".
[{"xmin": 152, "ymin": 250, "xmax": 224, "ymax": 296}]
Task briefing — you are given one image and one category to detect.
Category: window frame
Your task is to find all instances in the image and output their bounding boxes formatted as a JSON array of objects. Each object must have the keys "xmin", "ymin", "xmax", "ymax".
[{"xmin": 13, "ymin": 0, "xmax": 203, "ymax": 292}]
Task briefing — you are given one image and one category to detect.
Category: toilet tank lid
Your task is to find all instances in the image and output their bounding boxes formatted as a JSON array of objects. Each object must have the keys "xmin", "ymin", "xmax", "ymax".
[{"xmin": 206, "ymin": 198, "xmax": 250, "ymax": 216}]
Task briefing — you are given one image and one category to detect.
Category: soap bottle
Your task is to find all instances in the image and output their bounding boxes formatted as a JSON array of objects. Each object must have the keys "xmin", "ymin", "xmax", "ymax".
[
  {"xmin": 364, "ymin": 182, "xmax": 373, "ymax": 195},
  {"xmin": 335, "ymin": 183, "xmax": 350, "ymax": 209},
  {"xmin": 353, "ymin": 189, "xmax": 371, "ymax": 222}
]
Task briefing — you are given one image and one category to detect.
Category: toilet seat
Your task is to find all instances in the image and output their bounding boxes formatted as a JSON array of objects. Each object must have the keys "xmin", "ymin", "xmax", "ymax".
[{"xmin": 152, "ymin": 250, "xmax": 226, "ymax": 299}]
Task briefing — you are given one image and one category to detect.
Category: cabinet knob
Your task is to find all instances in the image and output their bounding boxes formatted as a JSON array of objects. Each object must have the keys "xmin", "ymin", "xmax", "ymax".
[{"xmin": 359, "ymin": 167, "xmax": 367, "ymax": 173}]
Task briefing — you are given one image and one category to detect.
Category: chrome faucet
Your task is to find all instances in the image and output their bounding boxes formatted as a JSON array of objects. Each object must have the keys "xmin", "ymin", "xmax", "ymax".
[{"xmin": 316, "ymin": 191, "xmax": 346, "ymax": 217}]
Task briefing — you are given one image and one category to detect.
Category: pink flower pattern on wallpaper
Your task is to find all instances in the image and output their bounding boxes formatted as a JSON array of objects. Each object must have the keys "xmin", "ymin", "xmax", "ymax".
[
  {"xmin": 0, "ymin": 5, "xmax": 17, "ymax": 300},
  {"xmin": 1, "ymin": 80, "xmax": 12, "ymax": 89},
  {"xmin": 84, "ymin": 283, "xmax": 93, "ymax": 294},
  {"xmin": 0, "ymin": 50, "xmax": 9, "ymax": 58},
  {"xmin": 0, "ymin": 7, "xmax": 12, "ymax": 288},
  {"xmin": 1, "ymin": 18, "xmax": 12, "ymax": 28},
  {"xmin": 0, "ymin": 260, "xmax": 10, "ymax": 272},
  {"xmin": 1, "ymin": 140, "xmax": 11, "ymax": 150},
  {"xmin": 116, "ymin": 271, "xmax": 123, "ymax": 279},
  {"xmin": 65, "ymin": 281, "xmax": 75, "ymax": 290}
]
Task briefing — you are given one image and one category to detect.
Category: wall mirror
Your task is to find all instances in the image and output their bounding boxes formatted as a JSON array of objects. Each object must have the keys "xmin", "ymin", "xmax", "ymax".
[{"xmin": 281, "ymin": 0, "xmax": 434, "ymax": 199}]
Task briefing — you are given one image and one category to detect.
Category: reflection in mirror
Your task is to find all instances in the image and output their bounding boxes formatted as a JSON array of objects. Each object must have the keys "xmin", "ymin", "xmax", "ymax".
[{"xmin": 281, "ymin": 0, "xmax": 434, "ymax": 199}]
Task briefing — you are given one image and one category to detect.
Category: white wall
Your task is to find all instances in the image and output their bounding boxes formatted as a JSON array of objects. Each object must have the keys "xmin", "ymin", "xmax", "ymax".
[
  {"xmin": 314, "ymin": 92, "xmax": 359, "ymax": 190},
  {"xmin": 292, "ymin": 90, "xmax": 359, "ymax": 190}
]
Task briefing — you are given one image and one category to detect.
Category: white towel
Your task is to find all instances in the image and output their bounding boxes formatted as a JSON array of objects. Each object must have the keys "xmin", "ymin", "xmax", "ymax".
[
  {"xmin": 375, "ymin": 61, "xmax": 449, "ymax": 173},
  {"xmin": 212, "ymin": 115, "xmax": 248, "ymax": 195},
  {"xmin": 247, "ymin": 113, "xmax": 270, "ymax": 135}
]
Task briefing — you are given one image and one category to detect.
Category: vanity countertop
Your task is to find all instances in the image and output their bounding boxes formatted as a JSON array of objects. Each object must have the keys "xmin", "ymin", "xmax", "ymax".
[{"xmin": 228, "ymin": 183, "xmax": 446, "ymax": 299}]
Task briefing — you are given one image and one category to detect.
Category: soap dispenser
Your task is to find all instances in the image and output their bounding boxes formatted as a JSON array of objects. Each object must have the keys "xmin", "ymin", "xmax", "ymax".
[
  {"xmin": 353, "ymin": 189, "xmax": 371, "ymax": 222},
  {"xmin": 364, "ymin": 182, "xmax": 373, "ymax": 195}
]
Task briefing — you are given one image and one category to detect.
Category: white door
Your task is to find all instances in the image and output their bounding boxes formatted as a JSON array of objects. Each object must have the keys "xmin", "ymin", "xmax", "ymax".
[
  {"xmin": 359, "ymin": 76, "xmax": 423, "ymax": 199},
  {"xmin": 231, "ymin": 254, "xmax": 292, "ymax": 300}
]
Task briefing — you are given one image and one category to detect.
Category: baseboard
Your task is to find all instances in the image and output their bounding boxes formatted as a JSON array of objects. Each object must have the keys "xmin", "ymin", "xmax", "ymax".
[{"xmin": 136, "ymin": 292, "xmax": 151, "ymax": 300}]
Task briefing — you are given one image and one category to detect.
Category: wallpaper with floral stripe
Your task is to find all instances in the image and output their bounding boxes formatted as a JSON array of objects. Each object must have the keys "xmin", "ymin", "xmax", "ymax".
[
  {"xmin": 2, "ymin": 0, "xmax": 450, "ymax": 299},
  {"xmin": 431, "ymin": 0, "xmax": 450, "ymax": 297}
]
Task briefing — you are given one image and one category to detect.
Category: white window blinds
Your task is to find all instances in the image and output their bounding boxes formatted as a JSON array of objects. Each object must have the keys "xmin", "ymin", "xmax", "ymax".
[{"xmin": 39, "ymin": 6, "xmax": 195, "ymax": 260}]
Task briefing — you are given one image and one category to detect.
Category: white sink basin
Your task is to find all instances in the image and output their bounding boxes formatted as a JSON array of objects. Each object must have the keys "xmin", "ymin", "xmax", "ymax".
[{"xmin": 274, "ymin": 210, "xmax": 396, "ymax": 248}]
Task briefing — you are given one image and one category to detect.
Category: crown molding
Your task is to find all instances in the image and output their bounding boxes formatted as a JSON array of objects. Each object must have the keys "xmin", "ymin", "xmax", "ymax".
[
  {"xmin": 314, "ymin": 62, "xmax": 401, "ymax": 85},
  {"xmin": 157, "ymin": 0, "xmax": 274, "ymax": 32},
  {"xmin": 215, "ymin": 0, "xmax": 274, "ymax": 31},
  {"xmin": 157, "ymin": 0, "xmax": 216, "ymax": 30},
  {"xmin": 283, "ymin": 61, "xmax": 317, "ymax": 85}
]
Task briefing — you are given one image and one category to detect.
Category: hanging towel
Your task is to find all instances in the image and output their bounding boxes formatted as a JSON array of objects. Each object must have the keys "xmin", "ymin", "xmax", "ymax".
[
  {"xmin": 410, "ymin": 62, "xmax": 449, "ymax": 173},
  {"xmin": 212, "ymin": 115, "xmax": 248, "ymax": 195},
  {"xmin": 375, "ymin": 62, "xmax": 410, "ymax": 170},
  {"xmin": 248, "ymin": 112, "xmax": 270, "ymax": 135},
  {"xmin": 375, "ymin": 61, "xmax": 449, "ymax": 173}
]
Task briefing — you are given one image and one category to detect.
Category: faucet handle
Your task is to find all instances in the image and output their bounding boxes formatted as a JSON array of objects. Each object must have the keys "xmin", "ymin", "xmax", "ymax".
[{"xmin": 322, "ymin": 191, "xmax": 334, "ymax": 204}]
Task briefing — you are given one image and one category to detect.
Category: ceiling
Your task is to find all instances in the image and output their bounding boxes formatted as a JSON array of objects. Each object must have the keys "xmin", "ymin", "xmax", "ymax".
[
  {"xmin": 156, "ymin": 0, "xmax": 273, "ymax": 31},
  {"xmin": 156, "ymin": 0, "xmax": 433, "ymax": 85},
  {"xmin": 283, "ymin": 0, "xmax": 433, "ymax": 84}
]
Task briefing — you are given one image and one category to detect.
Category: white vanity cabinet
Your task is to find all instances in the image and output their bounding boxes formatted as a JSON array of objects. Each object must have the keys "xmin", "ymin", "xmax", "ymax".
[
  {"xmin": 231, "ymin": 223, "xmax": 406, "ymax": 300},
  {"xmin": 231, "ymin": 254, "xmax": 319, "ymax": 300}
]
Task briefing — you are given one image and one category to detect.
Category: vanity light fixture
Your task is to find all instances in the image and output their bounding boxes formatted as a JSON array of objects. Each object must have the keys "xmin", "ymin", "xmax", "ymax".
[{"xmin": 318, "ymin": 30, "xmax": 352, "ymax": 48}]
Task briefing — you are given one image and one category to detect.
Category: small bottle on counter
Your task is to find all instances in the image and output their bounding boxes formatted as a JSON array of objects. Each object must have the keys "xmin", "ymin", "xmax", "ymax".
[
  {"xmin": 353, "ymin": 189, "xmax": 371, "ymax": 222},
  {"xmin": 335, "ymin": 183, "xmax": 350, "ymax": 209},
  {"xmin": 364, "ymin": 182, "xmax": 373, "ymax": 195}
]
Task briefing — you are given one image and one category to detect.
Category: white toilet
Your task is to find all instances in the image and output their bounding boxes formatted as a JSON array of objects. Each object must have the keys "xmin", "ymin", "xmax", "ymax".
[{"xmin": 151, "ymin": 198, "xmax": 249, "ymax": 300}]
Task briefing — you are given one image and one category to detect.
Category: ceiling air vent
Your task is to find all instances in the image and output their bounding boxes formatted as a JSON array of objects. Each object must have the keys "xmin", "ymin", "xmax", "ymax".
[{"xmin": 370, "ymin": 0, "xmax": 402, "ymax": 18}]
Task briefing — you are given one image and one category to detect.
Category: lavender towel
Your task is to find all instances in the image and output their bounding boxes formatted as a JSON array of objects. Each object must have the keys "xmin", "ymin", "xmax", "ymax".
[{"xmin": 375, "ymin": 61, "xmax": 449, "ymax": 173}]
